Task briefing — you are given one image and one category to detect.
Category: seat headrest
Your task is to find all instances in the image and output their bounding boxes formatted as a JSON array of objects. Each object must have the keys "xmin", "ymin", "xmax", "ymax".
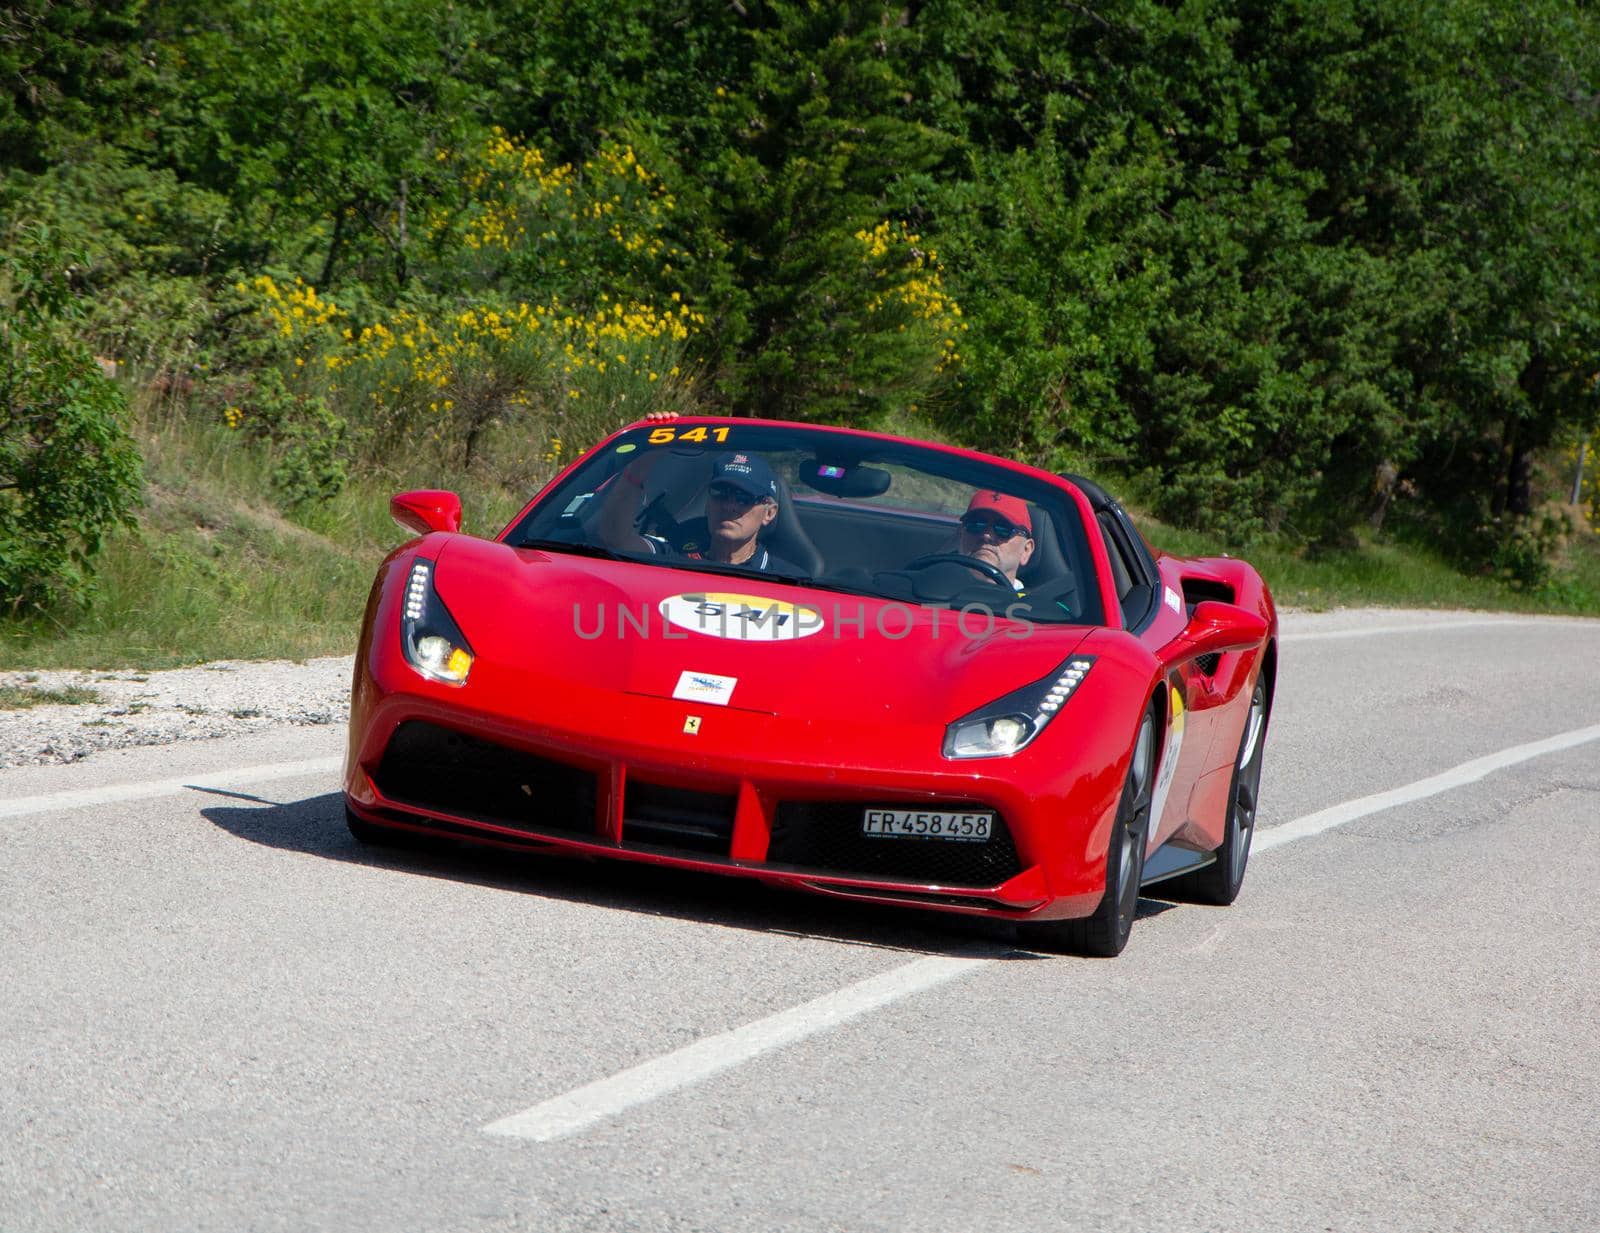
[
  {"xmin": 1018, "ymin": 505, "xmax": 1070, "ymax": 587},
  {"xmin": 762, "ymin": 477, "xmax": 824, "ymax": 575}
]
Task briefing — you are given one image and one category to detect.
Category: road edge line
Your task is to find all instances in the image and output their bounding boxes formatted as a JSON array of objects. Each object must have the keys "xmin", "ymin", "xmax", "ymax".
[
  {"xmin": 0, "ymin": 756, "xmax": 343, "ymax": 820},
  {"xmin": 1252, "ymin": 721, "xmax": 1600, "ymax": 853}
]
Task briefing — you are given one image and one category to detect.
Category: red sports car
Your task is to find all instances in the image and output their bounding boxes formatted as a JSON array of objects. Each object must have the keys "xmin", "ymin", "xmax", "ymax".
[{"xmin": 344, "ymin": 416, "xmax": 1275, "ymax": 955}]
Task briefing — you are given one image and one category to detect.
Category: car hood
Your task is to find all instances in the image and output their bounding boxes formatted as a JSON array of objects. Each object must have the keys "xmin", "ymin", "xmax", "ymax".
[{"xmin": 431, "ymin": 538, "xmax": 1092, "ymax": 723}]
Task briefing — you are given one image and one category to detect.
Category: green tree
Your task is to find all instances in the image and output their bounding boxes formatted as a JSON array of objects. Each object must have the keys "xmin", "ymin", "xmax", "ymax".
[
  {"xmin": 138, "ymin": 0, "xmax": 500, "ymax": 290},
  {"xmin": 712, "ymin": 2, "xmax": 958, "ymax": 420},
  {"xmin": 0, "ymin": 0, "xmax": 165, "ymax": 169}
]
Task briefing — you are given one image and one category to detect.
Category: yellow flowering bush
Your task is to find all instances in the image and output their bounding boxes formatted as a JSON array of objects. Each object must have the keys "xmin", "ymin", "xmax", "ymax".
[
  {"xmin": 429, "ymin": 128, "xmax": 690, "ymax": 301},
  {"xmin": 854, "ymin": 220, "xmax": 968, "ymax": 373},
  {"xmin": 237, "ymin": 276, "xmax": 702, "ymax": 471},
  {"xmin": 222, "ymin": 127, "xmax": 713, "ymax": 489},
  {"xmin": 243, "ymin": 274, "xmax": 344, "ymax": 342}
]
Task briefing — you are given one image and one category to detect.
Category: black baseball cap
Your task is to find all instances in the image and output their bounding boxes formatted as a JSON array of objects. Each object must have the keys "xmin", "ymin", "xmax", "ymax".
[{"xmin": 709, "ymin": 453, "xmax": 778, "ymax": 501}]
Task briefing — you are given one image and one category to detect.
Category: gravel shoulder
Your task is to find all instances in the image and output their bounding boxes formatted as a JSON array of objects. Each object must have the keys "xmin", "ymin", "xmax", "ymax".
[{"xmin": 0, "ymin": 657, "xmax": 352, "ymax": 769}]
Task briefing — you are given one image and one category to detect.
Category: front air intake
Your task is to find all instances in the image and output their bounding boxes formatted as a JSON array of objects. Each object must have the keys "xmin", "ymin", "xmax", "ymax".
[
  {"xmin": 374, "ymin": 721, "xmax": 597, "ymax": 837},
  {"xmin": 622, "ymin": 781, "xmax": 738, "ymax": 855}
]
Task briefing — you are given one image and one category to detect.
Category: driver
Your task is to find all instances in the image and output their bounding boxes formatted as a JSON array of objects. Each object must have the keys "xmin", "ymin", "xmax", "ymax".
[{"xmin": 957, "ymin": 490, "xmax": 1035, "ymax": 588}]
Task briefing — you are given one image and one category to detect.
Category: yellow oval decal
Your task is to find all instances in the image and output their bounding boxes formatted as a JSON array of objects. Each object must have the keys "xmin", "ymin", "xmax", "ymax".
[{"xmin": 659, "ymin": 592, "xmax": 825, "ymax": 641}]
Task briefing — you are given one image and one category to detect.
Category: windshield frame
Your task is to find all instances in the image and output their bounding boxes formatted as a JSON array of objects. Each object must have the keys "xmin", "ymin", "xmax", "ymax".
[{"xmin": 501, "ymin": 420, "xmax": 1107, "ymax": 628}]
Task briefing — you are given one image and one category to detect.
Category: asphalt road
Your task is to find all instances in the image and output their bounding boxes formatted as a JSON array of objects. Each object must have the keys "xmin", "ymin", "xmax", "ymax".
[{"xmin": 3, "ymin": 609, "xmax": 1598, "ymax": 1233}]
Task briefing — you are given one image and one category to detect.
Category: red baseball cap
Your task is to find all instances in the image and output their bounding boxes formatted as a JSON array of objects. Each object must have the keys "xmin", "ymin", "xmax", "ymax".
[{"xmin": 965, "ymin": 490, "xmax": 1032, "ymax": 534}]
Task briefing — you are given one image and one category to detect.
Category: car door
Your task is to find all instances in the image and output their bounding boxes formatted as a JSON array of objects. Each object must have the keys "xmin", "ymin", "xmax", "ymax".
[{"xmin": 1090, "ymin": 503, "xmax": 1216, "ymax": 850}]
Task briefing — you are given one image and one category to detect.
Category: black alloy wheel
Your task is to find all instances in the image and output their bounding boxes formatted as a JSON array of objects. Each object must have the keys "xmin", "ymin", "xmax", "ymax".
[
  {"xmin": 1022, "ymin": 706, "xmax": 1156, "ymax": 957},
  {"xmin": 1164, "ymin": 676, "xmax": 1268, "ymax": 906}
]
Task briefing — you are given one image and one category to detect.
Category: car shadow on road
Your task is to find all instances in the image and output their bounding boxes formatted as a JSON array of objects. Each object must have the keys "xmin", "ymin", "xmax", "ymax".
[{"xmin": 201, "ymin": 788, "xmax": 1175, "ymax": 959}]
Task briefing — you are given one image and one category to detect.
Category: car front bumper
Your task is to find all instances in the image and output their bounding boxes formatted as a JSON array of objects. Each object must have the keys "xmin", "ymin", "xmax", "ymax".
[{"xmin": 344, "ymin": 649, "xmax": 1123, "ymax": 922}]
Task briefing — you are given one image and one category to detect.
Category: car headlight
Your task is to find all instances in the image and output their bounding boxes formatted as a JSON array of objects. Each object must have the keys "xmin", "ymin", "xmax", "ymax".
[
  {"xmin": 943, "ymin": 656, "xmax": 1096, "ymax": 759},
  {"xmin": 400, "ymin": 559, "xmax": 474, "ymax": 684}
]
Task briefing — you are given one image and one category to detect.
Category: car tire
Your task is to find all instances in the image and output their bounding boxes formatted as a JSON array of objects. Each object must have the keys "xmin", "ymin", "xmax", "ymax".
[
  {"xmin": 1022, "ymin": 707, "xmax": 1155, "ymax": 957},
  {"xmin": 1163, "ymin": 676, "xmax": 1268, "ymax": 906}
]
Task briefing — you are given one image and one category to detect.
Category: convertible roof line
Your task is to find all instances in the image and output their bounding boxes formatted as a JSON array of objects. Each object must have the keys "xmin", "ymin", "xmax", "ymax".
[{"xmin": 1057, "ymin": 473, "xmax": 1117, "ymax": 514}]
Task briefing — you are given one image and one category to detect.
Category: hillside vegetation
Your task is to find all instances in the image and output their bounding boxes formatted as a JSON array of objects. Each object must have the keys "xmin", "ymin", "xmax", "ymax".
[{"xmin": 2, "ymin": 0, "xmax": 1599, "ymax": 659}]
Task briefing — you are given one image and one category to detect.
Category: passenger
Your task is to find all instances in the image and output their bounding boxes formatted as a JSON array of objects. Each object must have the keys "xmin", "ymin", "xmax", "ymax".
[
  {"xmin": 672, "ymin": 453, "xmax": 803, "ymax": 574},
  {"xmin": 598, "ymin": 433, "xmax": 802, "ymax": 575},
  {"xmin": 957, "ymin": 490, "xmax": 1034, "ymax": 588}
]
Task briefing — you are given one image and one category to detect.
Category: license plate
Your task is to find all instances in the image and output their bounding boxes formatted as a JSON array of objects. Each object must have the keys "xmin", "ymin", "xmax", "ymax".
[{"xmin": 861, "ymin": 809, "xmax": 993, "ymax": 842}]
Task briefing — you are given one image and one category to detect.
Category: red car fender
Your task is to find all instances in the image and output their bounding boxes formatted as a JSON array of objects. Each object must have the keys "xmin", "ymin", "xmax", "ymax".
[{"xmin": 1028, "ymin": 631, "xmax": 1167, "ymax": 905}]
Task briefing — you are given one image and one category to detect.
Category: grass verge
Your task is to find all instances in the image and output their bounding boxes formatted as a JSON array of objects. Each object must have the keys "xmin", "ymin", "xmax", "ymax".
[{"xmin": 0, "ymin": 412, "xmax": 531, "ymax": 670}]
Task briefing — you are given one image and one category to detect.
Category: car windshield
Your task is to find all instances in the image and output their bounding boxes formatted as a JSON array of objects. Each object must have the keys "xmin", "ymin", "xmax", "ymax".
[{"xmin": 506, "ymin": 422, "xmax": 1104, "ymax": 626}]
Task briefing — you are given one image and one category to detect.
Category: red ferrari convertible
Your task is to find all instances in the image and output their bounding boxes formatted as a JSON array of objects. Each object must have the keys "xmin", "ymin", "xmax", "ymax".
[{"xmin": 344, "ymin": 416, "xmax": 1276, "ymax": 955}]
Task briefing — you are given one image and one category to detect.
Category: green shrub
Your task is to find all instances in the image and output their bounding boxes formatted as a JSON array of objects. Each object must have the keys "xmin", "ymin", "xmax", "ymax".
[{"xmin": 0, "ymin": 230, "xmax": 143, "ymax": 613}]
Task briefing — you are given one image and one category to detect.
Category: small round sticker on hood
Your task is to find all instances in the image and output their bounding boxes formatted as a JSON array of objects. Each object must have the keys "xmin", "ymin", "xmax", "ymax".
[{"xmin": 660, "ymin": 592, "xmax": 825, "ymax": 640}]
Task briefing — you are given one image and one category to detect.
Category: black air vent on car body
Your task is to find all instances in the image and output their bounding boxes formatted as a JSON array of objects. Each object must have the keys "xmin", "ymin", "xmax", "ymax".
[
  {"xmin": 374, "ymin": 721, "xmax": 597, "ymax": 837},
  {"xmin": 622, "ymin": 781, "xmax": 738, "ymax": 855},
  {"xmin": 1180, "ymin": 577, "xmax": 1236, "ymax": 612},
  {"xmin": 1194, "ymin": 652, "xmax": 1221, "ymax": 675},
  {"xmin": 768, "ymin": 802, "xmax": 1022, "ymax": 887}
]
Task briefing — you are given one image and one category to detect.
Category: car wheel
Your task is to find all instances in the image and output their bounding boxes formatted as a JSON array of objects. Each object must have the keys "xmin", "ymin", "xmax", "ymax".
[
  {"xmin": 1164, "ymin": 676, "xmax": 1267, "ymax": 906},
  {"xmin": 1022, "ymin": 707, "xmax": 1155, "ymax": 957}
]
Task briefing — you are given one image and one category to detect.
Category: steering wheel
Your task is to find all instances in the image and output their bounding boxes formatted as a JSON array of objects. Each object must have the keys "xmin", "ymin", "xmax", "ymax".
[{"xmin": 903, "ymin": 552, "xmax": 1014, "ymax": 590}]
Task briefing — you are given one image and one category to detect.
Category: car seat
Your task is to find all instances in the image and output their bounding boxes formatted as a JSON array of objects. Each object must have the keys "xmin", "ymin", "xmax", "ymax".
[
  {"xmin": 761, "ymin": 476, "xmax": 825, "ymax": 575},
  {"xmin": 1017, "ymin": 505, "xmax": 1080, "ymax": 611}
]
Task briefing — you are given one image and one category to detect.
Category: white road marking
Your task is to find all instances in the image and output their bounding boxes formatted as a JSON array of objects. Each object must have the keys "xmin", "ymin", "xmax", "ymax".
[
  {"xmin": 0, "ymin": 756, "xmax": 342, "ymax": 820},
  {"xmin": 1282, "ymin": 616, "xmax": 1600, "ymax": 643},
  {"xmin": 482, "ymin": 955, "xmax": 990, "ymax": 1142},
  {"xmin": 1252, "ymin": 721, "xmax": 1600, "ymax": 852},
  {"xmin": 483, "ymin": 717, "xmax": 1600, "ymax": 1143}
]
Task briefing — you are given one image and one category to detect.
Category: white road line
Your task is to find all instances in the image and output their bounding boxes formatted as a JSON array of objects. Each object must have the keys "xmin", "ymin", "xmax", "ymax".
[
  {"xmin": 1252, "ymin": 721, "xmax": 1600, "ymax": 852},
  {"xmin": 483, "ymin": 955, "xmax": 988, "ymax": 1142},
  {"xmin": 0, "ymin": 756, "xmax": 343, "ymax": 820},
  {"xmin": 482, "ymin": 717, "xmax": 1600, "ymax": 1144},
  {"xmin": 1282, "ymin": 616, "xmax": 1600, "ymax": 643}
]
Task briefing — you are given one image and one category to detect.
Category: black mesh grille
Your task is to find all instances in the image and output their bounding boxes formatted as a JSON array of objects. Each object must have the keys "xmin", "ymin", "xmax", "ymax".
[
  {"xmin": 374, "ymin": 721, "xmax": 597, "ymax": 837},
  {"xmin": 768, "ymin": 801, "xmax": 1021, "ymax": 887},
  {"xmin": 1194, "ymin": 652, "xmax": 1221, "ymax": 675},
  {"xmin": 622, "ymin": 781, "xmax": 737, "ymax": 855}
]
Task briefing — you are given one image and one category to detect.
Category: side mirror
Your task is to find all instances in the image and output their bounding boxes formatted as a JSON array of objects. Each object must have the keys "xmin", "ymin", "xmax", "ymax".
[
  {"xmin": 390, "ymin": 489, "xmax": 462, "ymax": 535},
  {"xmin": 1166, "ymin": 600, "xmax": 1268, "ymax": 659}
]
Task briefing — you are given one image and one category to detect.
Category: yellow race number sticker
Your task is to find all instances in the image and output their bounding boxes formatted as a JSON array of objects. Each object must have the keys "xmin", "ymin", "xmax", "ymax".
[{"xmin": 647, "ymin": 425, "xmax": 732, "ymax": 445}]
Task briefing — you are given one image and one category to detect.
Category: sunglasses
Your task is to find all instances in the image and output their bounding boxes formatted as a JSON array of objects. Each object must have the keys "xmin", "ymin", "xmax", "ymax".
[
  {"xmin": 708, "ymin": 482, "xmax": 767, "ymax": 508},
  {"xmin": 960, "ymin": 514, "xmax": 1028, "ymax": 540}
]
